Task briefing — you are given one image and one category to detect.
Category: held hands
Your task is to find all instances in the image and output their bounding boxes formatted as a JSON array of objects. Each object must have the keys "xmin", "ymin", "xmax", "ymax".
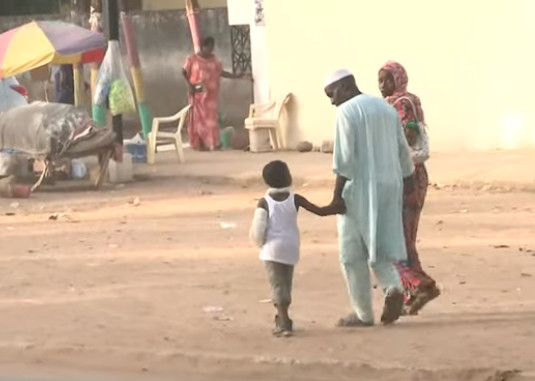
[
  {"xmin": 320, "ymin": 196, "xmax": 346, "ymax": 216},
  {"xmin": 296, "ymin": 193, "xmax": 345, "ymax": 217},
  {"xmin": 331, "ymin": 196, "xmax": 347, "ymax": 215}
]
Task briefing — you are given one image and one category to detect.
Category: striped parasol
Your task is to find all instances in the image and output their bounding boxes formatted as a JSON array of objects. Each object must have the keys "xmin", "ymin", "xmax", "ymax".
[{"xmin": 0, "ymin": 20, "xmax": 106, "ymax": 79}]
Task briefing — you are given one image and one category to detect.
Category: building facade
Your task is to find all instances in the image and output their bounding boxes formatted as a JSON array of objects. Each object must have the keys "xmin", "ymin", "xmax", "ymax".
[
  {"xmin": 229, "ymin": 0, "xmax": 535, "ymax": 152},
  {"xmin": 142, "ymin": 0, "xmax": 226, "ymax": 10}
]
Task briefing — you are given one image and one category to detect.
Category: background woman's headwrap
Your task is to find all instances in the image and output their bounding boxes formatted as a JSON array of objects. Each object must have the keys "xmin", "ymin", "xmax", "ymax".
[{"xmin": 380, "ymin": 61, "xmax": 425, "ymax": 123}]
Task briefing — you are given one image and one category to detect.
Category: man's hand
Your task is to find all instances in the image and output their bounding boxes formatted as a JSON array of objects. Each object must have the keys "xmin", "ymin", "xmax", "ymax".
[
  {"xmin": 327, "ymin": 175, "xmax": 349, "ymax": 216},
  {"xmin": 324, "ymin": 196, "xmax": 346, "ymax": 215}
]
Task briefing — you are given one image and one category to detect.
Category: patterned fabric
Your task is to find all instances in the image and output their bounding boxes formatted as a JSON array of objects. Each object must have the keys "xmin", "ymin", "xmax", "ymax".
[
  {"xmin": 396, "ymin": 164, "xmax": 436, "ymax": 301},
  {"xmin": 380, "ymin": 61, "xmax": 425, "ymax": 126},
  {"xmin": 183, "ymin": 54, "xmax": 223, "ymax": 150},
  {"xmin": 380, "ymin": 61, "xmax": 437, "ymax": 302}
]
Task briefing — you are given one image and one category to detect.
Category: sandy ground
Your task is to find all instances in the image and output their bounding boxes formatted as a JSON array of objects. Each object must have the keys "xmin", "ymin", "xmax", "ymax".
[
  {"xmin": 135, "ymin": 149, "xmax": 535, "ymax": 191},
  {"xmin": 1, "ymin": 171, "xmax": 535, "ymax": 381}
]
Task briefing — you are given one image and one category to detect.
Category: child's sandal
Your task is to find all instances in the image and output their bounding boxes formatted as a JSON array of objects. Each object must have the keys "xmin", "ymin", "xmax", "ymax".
[{"xmin": 272, "ymin": 315, "xmax": 293, "ymax": 337}]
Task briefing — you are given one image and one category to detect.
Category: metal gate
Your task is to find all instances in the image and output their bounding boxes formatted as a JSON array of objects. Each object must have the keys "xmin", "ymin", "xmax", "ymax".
[{"xmin": 230, "ymin": 25, "xmax": 252, "ymax": 75}]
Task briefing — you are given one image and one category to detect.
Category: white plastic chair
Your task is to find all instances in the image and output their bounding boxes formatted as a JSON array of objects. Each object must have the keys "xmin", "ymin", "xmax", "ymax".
[
  {"xmin": 244, "ymin": 93, "xmax": 291, "ymax": 150},
  {"xmin": 147, "ymin": 104, "xmax": 191, "ymax": 164}
]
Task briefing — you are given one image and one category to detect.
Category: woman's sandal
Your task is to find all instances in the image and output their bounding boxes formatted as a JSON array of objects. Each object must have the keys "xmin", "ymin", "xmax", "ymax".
[{"xmin": 406, "ymin": 286, "xmax": 441, "ymax": 316}]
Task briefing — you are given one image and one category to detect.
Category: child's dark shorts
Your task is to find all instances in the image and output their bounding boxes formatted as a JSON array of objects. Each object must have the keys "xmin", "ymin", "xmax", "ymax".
[{"xmin": 264, "ymin": 260, "xmax": 294, "ymax": 306}]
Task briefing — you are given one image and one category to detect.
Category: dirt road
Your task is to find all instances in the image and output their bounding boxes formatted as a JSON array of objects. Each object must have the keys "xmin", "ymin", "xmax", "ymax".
[{"xmin": 1, "ymin": 177, "xmax": 534, "ymax": 381}]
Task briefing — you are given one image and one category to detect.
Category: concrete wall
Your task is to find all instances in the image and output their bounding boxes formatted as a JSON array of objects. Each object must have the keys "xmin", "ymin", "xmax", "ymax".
[
  {"xmin": 227, "ymin": 0, "xmax": 269, "ymax": 104},
  {"xmin": 129, "ymin": 8, "xmax": 251, "ymax": 134},
  {"xmin": 0, "ymin": 14, "xmax": 65, "ymax": 32},
  {"xmin": 142, "ymin": 0, "xmax": 227, "ymax": 11},
  {"xmin": 263, "ymin": 0, "xmax": 535, "ymax": 152}
]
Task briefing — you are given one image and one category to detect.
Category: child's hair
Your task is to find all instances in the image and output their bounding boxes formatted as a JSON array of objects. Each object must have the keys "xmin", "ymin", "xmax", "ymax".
[{"xmin": 262, "ymin": 160, "xmax": 292, "ymax": 188}]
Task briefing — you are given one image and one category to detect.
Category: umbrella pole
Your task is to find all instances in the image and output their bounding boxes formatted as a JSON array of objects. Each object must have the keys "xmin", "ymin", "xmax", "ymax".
[
  {"xmin": 44, "ymin": 80, "xmax": 49, "ymax": 102},
  {"xmin": 103, "ymin": 0, "xmax": 123, "ymax": 160},
  {"xmin": 186, "ymin": 0, "xmax": 202, "ymax": 53},
  {"xmin": 89, "ymin": 4, "xmax": 106, "ymax": 126},
  {"xmin": 120, "ymin": 10, "xmax": 152, "ymax": 140},
  {"xmin": 73, "ymin": 63, "xmax": 83, "ymax": 107},
  {"xmin": 90, "ymin": 67, "xmax": 98, "ymax": 100}
]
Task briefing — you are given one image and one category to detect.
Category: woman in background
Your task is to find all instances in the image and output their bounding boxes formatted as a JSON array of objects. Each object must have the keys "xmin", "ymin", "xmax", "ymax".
[
  {"xmin": 182, "ymin": 37, "xmax": 246, "ymax": 151},
  {"xmin": 378, "ymin": 61, "xmax": 440, "ymax": 315}
]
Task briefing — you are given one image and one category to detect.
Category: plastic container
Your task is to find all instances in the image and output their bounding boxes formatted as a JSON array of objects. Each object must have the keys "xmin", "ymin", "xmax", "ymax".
[
  {"xmin": 219, "ymin": 126, "xmax": 234, "ymax": 150},
  {"xmin": 248, "ymin": 128, "xmax": 271, "ymax": 153},
  {"xmin": 125, "ymin": 143, "xmax": 147, "ymax": 163},
  {"xmin": 13, "ymin": 184, "xmax": 31, "ymax": 198},
  {"xmin": 108, "ymin": 153, "xmax": 133, "ymax": 183},
  {"xmin": 71, "ymin": 159, "xmax": 88, "ymax": 179}
]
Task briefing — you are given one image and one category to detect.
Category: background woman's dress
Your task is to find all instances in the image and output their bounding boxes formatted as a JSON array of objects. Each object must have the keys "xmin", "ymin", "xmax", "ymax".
[{"xmin": 183, "ymin": 54, "xmax": 223, "ymax": 150}]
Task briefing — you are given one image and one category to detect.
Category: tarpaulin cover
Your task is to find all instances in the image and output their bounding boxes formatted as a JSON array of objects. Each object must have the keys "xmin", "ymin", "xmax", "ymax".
[{"xmin": 0, "ymin": 102, "xmax": 115, "ymax": 176}]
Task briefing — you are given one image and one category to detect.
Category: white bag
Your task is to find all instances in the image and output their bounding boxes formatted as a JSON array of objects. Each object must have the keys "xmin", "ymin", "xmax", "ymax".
[
  {"xmin": 93, "ymin": 50, "xmax": 112, "ymax": 107},
  {"xmin": 394, "ymin": 96, "xmax": 429, "ymax": 164},
  {"xmin": 93, "ymin": 41, "xmax": 136, "ymax": 116}
]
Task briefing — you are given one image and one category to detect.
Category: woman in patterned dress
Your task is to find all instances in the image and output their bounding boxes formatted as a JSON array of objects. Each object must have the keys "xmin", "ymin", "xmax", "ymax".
[
  {"xmin": 378, "ymin": 61, "xmax": 440, "ymax": 315},
  {"xmin": 182, "ymin": 37, "xmax": 245, "ymax": 151}
]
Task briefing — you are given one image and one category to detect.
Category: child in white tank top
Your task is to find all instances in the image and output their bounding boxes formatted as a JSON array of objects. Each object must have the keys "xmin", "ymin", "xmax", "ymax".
[{"xmin": 249, "ymin": 160, "xmax": 343, "ymax": 337}]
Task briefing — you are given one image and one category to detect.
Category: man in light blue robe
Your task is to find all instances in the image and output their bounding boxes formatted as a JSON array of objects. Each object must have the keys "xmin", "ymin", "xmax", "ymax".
[{"xmin": 324, "ymin": 69, "xmax": 415, "ymax": 326}]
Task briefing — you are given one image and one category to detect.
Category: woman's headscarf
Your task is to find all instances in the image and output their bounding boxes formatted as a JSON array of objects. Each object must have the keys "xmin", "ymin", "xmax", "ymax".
[{"xmin": 380, "ymin": 61, "xmax": 425, "ymax": 123}]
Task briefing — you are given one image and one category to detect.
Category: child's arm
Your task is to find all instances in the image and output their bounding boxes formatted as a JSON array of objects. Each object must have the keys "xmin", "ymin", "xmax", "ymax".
[
  {"xmin": 295, "ymin": 194, "xmax": 346, "ymax": 216},
  {"xmin": 249, "ymin": 198, "xmax": 269, "ymax": 248}
]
